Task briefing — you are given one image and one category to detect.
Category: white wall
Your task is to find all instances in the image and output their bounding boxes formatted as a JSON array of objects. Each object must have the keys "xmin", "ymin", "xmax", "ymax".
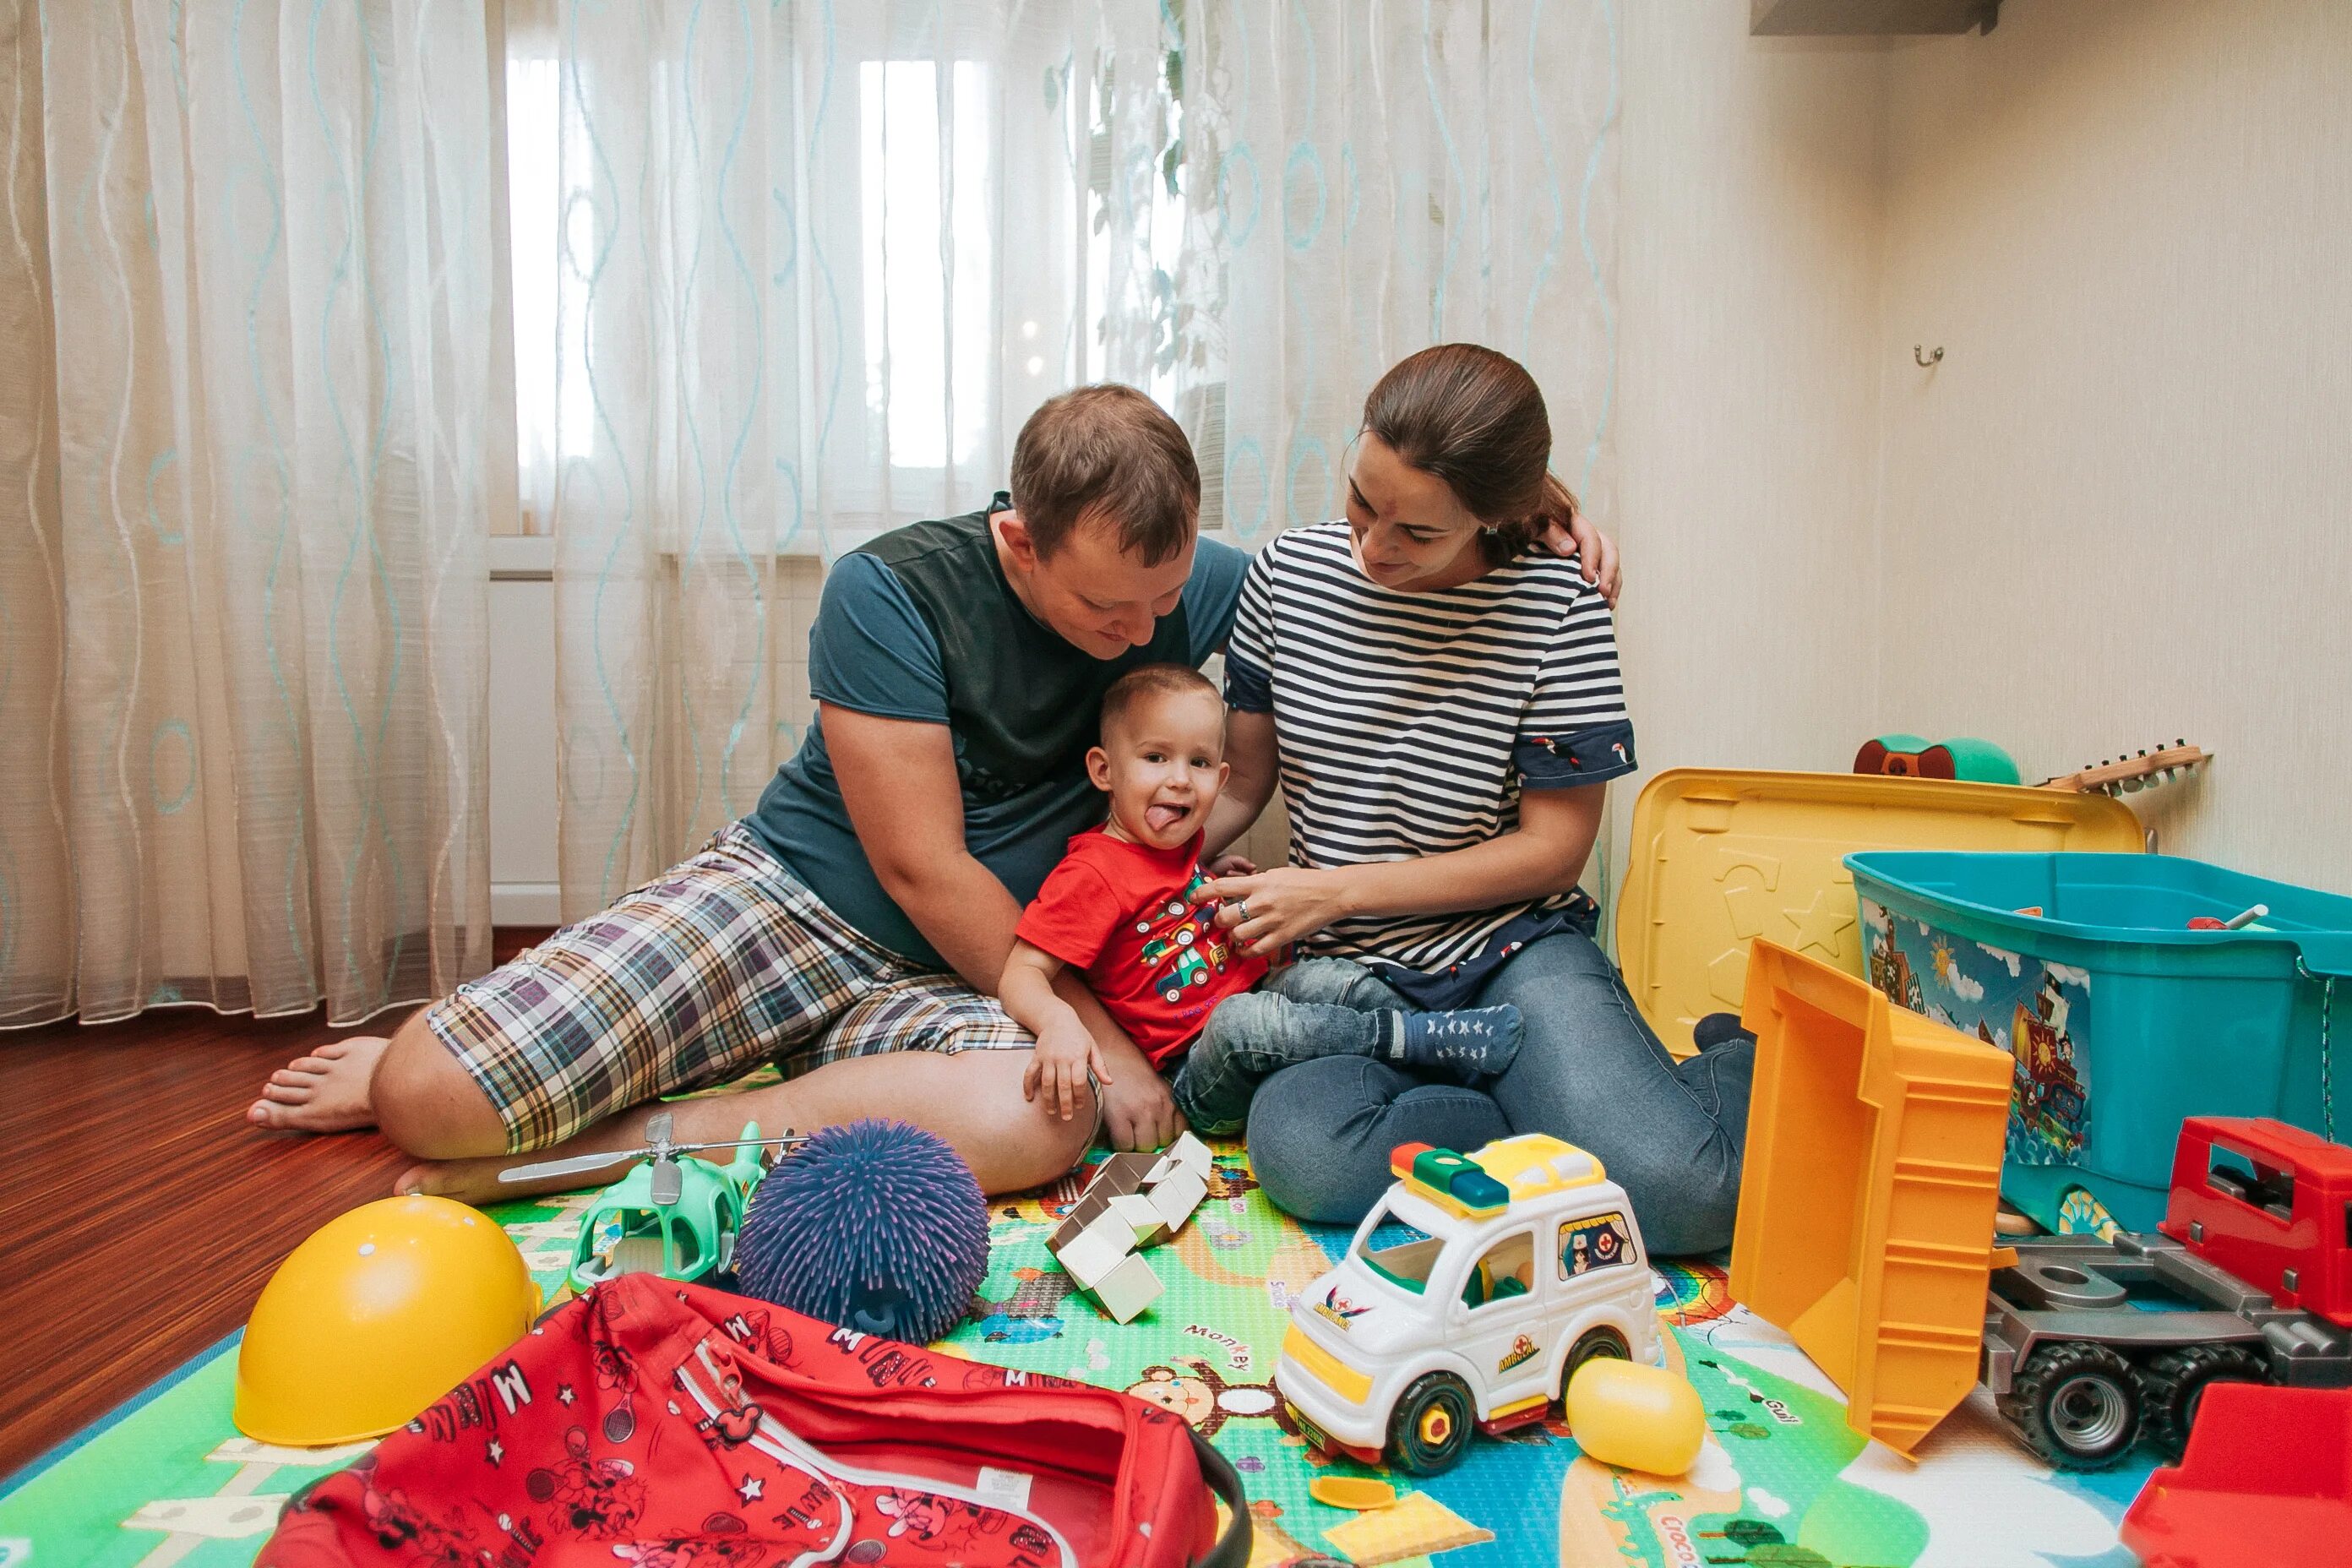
[
  {"xmin": 487, "ymin": 542, "xmax": 560, "ymax": 926},
  {"xmin": 1612, "ymin": 0, "xmax": 2351, "ymax": 899},
  {"xmin": 486, "ymin": 542, "xmax": 830, "ymax": 926},
  {"xmin": 1876, "ymin": 0, "xmax": 2352, "ymax": 889},
  {"xmin": 1609, "ymin": 7, "xmax": 1892, "ymax": 903}
]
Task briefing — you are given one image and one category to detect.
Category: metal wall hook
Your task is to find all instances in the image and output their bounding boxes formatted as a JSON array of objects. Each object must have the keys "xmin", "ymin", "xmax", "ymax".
[{"xmin": 1914, "ymin": 344, "xmax": 1944, "ymax": 368}]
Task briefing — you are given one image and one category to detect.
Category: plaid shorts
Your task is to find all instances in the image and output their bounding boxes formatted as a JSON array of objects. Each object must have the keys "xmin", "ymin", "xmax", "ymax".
[{"xmin": 424, "ymin": 825, "xmax": 1034, "ymax": 1151}]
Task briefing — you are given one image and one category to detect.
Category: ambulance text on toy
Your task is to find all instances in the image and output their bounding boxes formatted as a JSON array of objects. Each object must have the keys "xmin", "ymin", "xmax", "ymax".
[{"xmin": 1275, "ymin": 1134, "xmax": 1662, "ymax": 1474}]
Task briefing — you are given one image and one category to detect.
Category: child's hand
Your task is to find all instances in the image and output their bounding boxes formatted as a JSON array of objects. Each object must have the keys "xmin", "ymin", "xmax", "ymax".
[
  {"xmin": 1202, "ymin": 853, "xmax": 1257, "ymax": 879},
  {"xmin": 1023, "ymin": 1016, "xmax": 1112, "ymax": 1123}
]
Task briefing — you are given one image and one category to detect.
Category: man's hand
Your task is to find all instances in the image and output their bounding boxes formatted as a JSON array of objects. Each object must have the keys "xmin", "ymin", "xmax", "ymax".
[
  {"xmin": 1022, "ymin": 1014, "xmax": 1109, "ymax": 1124},
  {"xmin": 1536, "ymin": 492, "xmax": 1621, "ymax": 607},
  {"xmin": 1092, "ymin": 1030, "xmax": 1184, "ymax": 1152}
]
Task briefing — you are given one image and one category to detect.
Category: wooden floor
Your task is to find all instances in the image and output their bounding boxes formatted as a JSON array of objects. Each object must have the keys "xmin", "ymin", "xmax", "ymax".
[{"xmin": 0, "ymin": 932, "xmax": 548, "ymax": 1483}]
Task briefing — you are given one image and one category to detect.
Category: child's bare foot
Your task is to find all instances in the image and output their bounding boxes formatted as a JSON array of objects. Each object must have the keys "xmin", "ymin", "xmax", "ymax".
[{"xmin": 248, "ymin": 1036, "xmax": 388, "ymax": 1133}]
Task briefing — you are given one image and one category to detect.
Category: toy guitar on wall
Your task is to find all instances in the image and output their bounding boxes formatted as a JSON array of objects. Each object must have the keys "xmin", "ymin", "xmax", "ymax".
[
  {"xmin": 1856, "ymin": 735, "xmax": 2208, "ymax": 798},
  {"xmin": 2034, "ymin": 741, "xmax": 2208, "ymax": 797}
]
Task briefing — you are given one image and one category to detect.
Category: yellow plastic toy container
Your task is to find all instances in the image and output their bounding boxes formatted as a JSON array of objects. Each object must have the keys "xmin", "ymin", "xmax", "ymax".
[
  {"xmin": 1614, "ymin": 769, "xmax": 2143, "ymax": 1055},
  {"xmin": 1729, "ymin": 939, "xmax": 2012, "ymax": 1458}
]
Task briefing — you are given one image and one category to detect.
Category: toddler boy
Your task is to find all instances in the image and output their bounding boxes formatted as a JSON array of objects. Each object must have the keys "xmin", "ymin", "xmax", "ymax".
[{"xmin": 1000, "ymin": 665, "xmax": 1522, "ymax": 1134}]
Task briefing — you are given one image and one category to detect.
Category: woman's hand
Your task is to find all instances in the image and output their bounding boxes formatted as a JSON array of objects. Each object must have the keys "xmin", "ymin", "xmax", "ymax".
[
  {"xmin": 1197, "ymin": 865, "xmax": 1353, "ymax": 958},
  {"xmin": 1537, "ymin": 493, "xmax": 1621, "ymax": 607}
]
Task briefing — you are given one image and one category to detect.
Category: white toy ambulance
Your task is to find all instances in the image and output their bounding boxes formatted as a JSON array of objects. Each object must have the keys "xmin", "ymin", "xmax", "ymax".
[{"xmin": 1275, "ymin": 1134, "xmax": 1662, "ymax": 1474}]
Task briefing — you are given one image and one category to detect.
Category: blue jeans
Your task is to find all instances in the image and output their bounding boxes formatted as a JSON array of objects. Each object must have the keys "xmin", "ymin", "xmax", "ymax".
[
  {"xmin": 1243, "ymin": 934, "xmax": 1753, "ymax": 1255},
  {"xmin": 1168, "ymin": 985, "xmax": 1424, "ymax": 1136}
]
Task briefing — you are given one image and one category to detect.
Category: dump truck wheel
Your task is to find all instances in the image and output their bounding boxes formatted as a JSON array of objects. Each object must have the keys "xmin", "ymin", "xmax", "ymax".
[
  {"xmin": 2000, "ymin": 1342, "xmax": 2142, "ymax": 1469},
  {"xmin": 1388, "ymin": 1372, "xmax": 1475, "ymax": 1475},
  {"xmin": 2139, "ymin": 1343, "xmax": 2269, "ymax": 1460}
]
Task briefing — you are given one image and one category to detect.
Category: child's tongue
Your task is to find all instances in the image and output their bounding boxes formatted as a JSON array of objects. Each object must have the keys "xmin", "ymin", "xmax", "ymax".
[{"xmin": 1144, "ymin": 803, "xmax": 1187, "ymax": 833}]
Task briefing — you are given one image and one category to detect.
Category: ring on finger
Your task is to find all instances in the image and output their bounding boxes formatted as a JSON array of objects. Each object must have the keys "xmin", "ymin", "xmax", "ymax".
[{"xmin": 1232, "ymin": 897, "xmax": 1250, "ymax": 923}]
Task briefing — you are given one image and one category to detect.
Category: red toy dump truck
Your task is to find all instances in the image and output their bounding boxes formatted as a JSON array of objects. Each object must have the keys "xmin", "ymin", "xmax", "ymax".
[
  {"xmin": 2121, "ymin": 1381, "xmax": 2352, "ymax": 1568},
  {"xmin": 1983, "ymin": 1116, "xmax": 2352, "ymax": 1467}
]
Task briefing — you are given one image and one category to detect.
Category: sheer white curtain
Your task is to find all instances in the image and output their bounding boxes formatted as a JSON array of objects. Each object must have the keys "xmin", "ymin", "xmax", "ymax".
[
  {"xmin": 517, "ymin": 0, "xmax": 1190, "ymax": 915},
  {"xmin": 1179, "ymin": 1, "xmax": 1620, "ymax": 542},
  {"xmin": 1178, "ymin": 0, "xmax": 1624, "ymax": 910},
  {"xmin": 0, "ymin": 2, "xmax": 498, "ymax": 1026}
]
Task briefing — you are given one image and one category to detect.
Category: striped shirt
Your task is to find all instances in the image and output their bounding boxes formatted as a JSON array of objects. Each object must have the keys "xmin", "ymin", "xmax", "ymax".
[{"xmin": 1223, "ymin": 522, "xmax": 1637, "ymax": 978}]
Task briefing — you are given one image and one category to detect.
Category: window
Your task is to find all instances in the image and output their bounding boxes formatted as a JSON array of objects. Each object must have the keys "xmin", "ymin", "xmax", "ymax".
[
  {"xmin": 497, "ymin": 14, "xmax": 1199, "ymax": 547},
  {"xmin": 1358, "ymin": 1206, "xmax": 1444, "ymax": 1295},
  {"xmin": 859, "ymin": 59, "xmax": 992, "ymax": 471},
  {"xmin": 1462, "ymin": 1233, "xmax": 1535, "ymax": 1309},
  {"xmin": 504, "ymin": 37, "xmax": 585, "ymax": 531},
  {"xmin": 2208, "ymin": 1144, "xmax": 2295, "ymax": 1220},
  {"xmin": 1560, "ymin": 1213, "xmax": 1636, "ymax": 1279}
]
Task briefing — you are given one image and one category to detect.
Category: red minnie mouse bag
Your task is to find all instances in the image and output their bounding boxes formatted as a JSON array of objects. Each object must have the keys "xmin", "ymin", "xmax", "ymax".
[{"xmin": 259, "ymin": 1273, "xmax": 1250, "ymax": 1568}]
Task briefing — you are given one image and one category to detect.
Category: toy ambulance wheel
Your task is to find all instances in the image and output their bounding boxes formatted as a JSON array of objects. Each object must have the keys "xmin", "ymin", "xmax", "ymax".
[
  {"xmin": 1999, "ymin": 1342, "xmax": 2142, "ymax": 1469},
  {"xmin": 2138, "ymin": 1343, "xmax": 2270, "ymax": 1460},
  {"xmin": 1559, "ymin": 1327, "xmax": 1631, "ymax": 1402},
  {"xmin": 1387, "ymin": 1372, "xmax": 1475, "ymax": 1475}
]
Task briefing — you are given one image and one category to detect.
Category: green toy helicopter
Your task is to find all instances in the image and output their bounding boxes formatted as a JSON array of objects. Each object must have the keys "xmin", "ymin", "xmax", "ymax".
[{"xmin": 499, "ymin": 1112, "xmax": 803, "ymax": 1291}]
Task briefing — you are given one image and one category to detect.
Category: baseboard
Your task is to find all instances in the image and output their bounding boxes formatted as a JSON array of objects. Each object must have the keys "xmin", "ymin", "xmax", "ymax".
[{"xmin": 492, "ymin": 881, "xmax": 562, "ymax": 927}]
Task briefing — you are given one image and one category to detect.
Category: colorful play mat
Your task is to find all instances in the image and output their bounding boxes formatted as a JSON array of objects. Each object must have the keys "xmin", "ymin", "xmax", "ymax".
[{"xmin": 1, "ymin": 1140, "xmax": 2153, "ymax": 1568}]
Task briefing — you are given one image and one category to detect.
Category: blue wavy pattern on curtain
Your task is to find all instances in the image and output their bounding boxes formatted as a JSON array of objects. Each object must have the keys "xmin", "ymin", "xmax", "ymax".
[
  {"xmin": 536, "ymin": 0, "xmax": 1186, "ymax": 914},
  {"xmin": 0, "ymin": 0, "xmax": 497, "ymax": 1027},
  {"xmin": 1175, "ymin": 0, "xmax": 1623, "ymax": 907},
  {"xmin": 1187, "ymin": 0, "xmax": 1619, "ymax": 539},
  {"xmin": 524, "ymin": 0, "xmax": 1618, "ymax": 915}
]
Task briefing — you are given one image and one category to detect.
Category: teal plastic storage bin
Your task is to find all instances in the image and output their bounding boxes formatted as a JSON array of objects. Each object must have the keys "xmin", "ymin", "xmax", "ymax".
[{"xmin": 1845, "ymin": 851, "xmax": 2352, "ymax": 1234}]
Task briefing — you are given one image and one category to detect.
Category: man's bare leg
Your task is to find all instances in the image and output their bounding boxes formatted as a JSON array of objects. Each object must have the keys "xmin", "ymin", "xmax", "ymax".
[
  {"xmin": 394, "ymin": 1047, "xmax": 1093, "ymax": 1205},
  {"xmin": 248, "ymin": 1033, "xmax": 393, "ymax": 1133}
]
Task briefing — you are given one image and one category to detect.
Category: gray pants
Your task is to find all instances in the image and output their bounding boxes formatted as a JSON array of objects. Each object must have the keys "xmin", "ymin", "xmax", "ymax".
[
  {"xmin": 1239, "ymin": 934, "xmax": 1753, "ymax": 1255},
  {"xmin": 1166, "ymin": 961, "xmax": 1424, "ymax": 1135}
]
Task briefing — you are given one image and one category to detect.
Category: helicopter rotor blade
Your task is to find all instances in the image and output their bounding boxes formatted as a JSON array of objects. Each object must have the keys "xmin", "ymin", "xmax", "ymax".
[
  {"xmin": 664, "ymin": 1135, "xmax": 807, "ymax": 1157},
  {"xmin": 499, "ymin": 1148, "xmax": 644, "ymax": 1185},
  {"xmin": 645, "ymin": 1110, "xmax": 675, "ymax": 1148},
  {"xmin": 651, "ymin": 1154, "xmax": 683, "ymax": 1206}
]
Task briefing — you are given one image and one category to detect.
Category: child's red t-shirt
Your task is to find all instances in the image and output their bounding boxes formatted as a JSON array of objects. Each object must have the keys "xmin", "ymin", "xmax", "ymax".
[{"xmin": 1012, "ymin": 828, "xmax": 1270, "ymax": 1065}]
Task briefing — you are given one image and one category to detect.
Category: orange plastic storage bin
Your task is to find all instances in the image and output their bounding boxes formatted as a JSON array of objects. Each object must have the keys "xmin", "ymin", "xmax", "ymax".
[{"xmin": 1729, "ymin": 939, "xmax": 2013, "ymax": 1457}]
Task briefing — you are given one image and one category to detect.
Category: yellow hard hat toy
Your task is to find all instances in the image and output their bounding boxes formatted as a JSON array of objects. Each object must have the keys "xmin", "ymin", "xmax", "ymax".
[{"xmin": 235, "ymin": 1194, "xmax": 540, "ymax": 1446}]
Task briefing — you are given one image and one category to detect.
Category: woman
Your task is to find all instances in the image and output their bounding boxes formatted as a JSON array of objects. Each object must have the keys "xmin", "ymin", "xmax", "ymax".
[{"xmin": 1199, "ymin": 344, "xmax": 1750, "ymax": 1255}]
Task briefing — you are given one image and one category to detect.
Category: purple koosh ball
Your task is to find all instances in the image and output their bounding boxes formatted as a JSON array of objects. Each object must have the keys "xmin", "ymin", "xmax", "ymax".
[{"xmin": 732, "ymin": 1119, "xmax": 991, "ymax": 1345}]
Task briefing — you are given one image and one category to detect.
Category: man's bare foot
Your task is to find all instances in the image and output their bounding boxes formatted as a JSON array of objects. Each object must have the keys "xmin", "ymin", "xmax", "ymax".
[
  {"xmin": 248, "ymin": 1036, "xmax": 388, "ymax": 1133},
  {"xmin": 394, "ymin": 1149, "xmax": 607, "ymax": 1207},
  {"xmin": 394, "ymin": 1155, "xmax": 509, "ymax": 1206}
]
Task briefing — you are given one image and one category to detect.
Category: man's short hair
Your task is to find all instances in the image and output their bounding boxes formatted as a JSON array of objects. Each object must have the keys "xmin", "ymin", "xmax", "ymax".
[
  {"xmin": 1100, "ymin": 663, "xmax": 1222, "ymax": 739},
  {"xmin": 1010, "ymin": 384, "xmax": 1200, "ymax": 566}
]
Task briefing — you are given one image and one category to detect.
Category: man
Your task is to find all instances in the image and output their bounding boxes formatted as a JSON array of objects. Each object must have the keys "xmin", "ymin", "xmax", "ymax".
[{"xmin": 252, "ymin": 385, "xmax": 1615, "ymax": 1199}]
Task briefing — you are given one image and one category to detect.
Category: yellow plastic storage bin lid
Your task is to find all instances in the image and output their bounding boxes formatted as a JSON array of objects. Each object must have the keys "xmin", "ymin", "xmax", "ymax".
[
  {"xmin": 1729, "ymin": 939, "xmax": 2012, "ymax": 1459},
  {"xmin": 1614, "ymin": 769, "xmax": 2142, "ymax": 1054}
]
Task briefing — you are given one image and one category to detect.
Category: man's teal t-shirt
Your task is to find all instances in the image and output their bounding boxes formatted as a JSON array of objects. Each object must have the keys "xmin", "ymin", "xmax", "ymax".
[{"xmin": 743, "ymin": 495, "xmax": 1250, "ymax": 968}]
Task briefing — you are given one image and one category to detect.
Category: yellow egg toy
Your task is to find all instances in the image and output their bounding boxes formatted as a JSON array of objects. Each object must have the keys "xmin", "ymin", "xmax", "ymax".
[{"xmin": 1563, "ymin": 1358, "xmax": 1706, "ymax": 1475}]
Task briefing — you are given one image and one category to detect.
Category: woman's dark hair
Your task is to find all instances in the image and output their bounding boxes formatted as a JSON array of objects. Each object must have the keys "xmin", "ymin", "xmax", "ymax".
[{"xmin": 1359, "ymin": 344, "xmax": 1578, "ymax": 564}]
